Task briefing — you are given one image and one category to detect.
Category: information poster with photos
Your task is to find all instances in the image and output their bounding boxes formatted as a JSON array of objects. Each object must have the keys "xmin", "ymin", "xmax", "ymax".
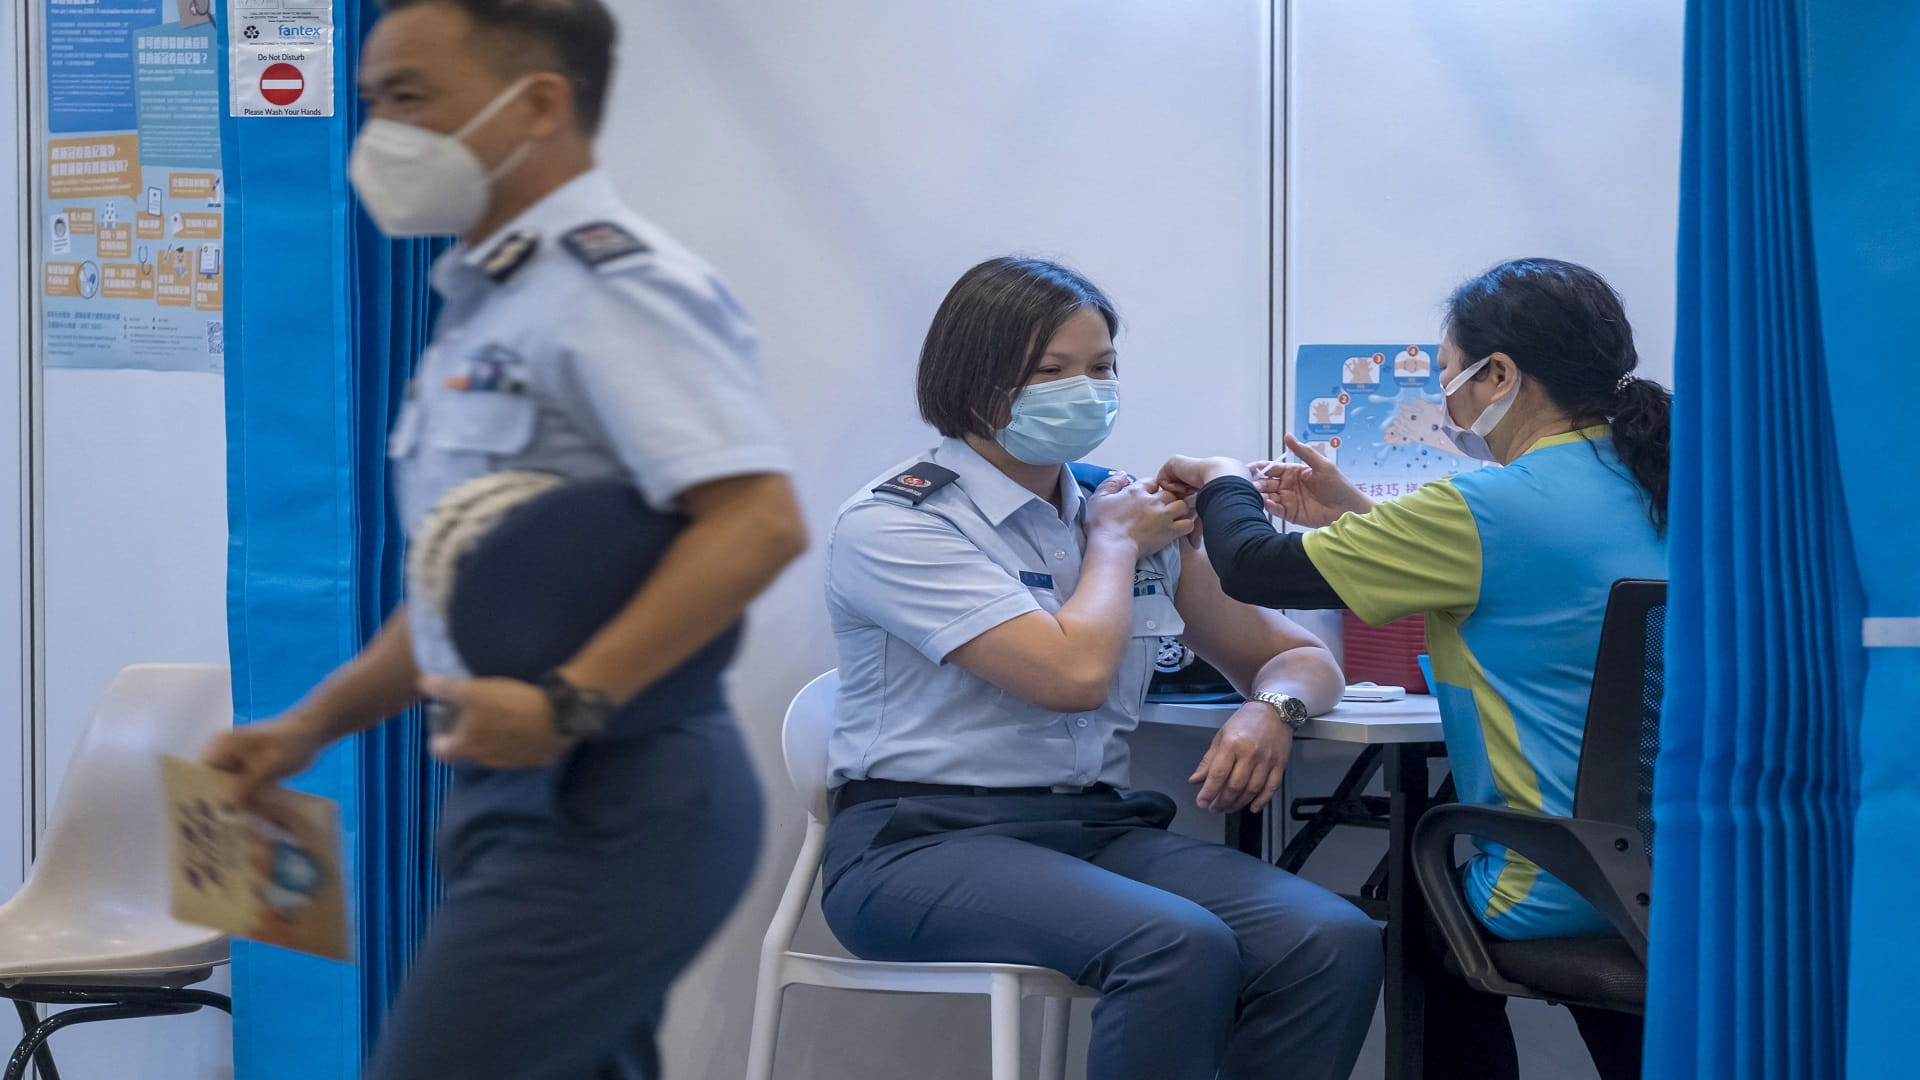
[
  {"xmin": 40, "ymin": 0, "xmax": 225, "ymax": 371},
  {"xmin": 1290, "ymin": 344, "xmax": 1485, "ymax": 499}
]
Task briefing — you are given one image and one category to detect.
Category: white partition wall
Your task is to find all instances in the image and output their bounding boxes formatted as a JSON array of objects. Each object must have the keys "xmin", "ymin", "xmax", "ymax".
[
  {"xmin": 1277, "ymin": 3, "xmax": 1684, "ymax": 1076},
  {"xmin": 601, "ymin": 2, "xmax": 1275, "ymax": 1075},
  {"xmin": 8, "ymin": 0, "xmax": 234, "ymax": 1071},
  {"xmin": 1280, "ymin": 0, "xmax": 1684, "ymax": 411},
  {"xmin": 28, "ymin": 372, "xmax": 233, "ymax": 1080},
  {"xmin": 2, "ymin": 0, "xmax": 27, "ymax": 896}
]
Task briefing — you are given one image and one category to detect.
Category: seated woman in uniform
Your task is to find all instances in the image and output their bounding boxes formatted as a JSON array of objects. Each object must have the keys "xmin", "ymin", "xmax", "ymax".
[
  {"xmin": 822, "ymin": 257, "xmax": 1382, "ymax": 1080},
  {"xmin": 1159, "ymin": 257, "xmax": 1670, "ymax": 1080}
]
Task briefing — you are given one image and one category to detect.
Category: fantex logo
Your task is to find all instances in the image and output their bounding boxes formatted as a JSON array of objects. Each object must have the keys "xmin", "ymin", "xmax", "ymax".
[{"xmin": 278, "ymin": 24, "xmax": 322, "ymax": 37}]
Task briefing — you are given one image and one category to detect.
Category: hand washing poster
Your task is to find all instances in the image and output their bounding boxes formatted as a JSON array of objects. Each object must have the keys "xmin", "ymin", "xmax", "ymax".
[
  {"xmin": 1291, "ymin": 345, "xmax": 1484, "ymax": 499},
  {"xmin": 40, "ymin": 0, "xmax": 224, "ymax": 371}
]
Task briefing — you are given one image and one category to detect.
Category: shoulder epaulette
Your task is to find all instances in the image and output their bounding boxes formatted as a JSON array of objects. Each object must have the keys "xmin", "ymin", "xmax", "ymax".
[
  {"xmin": 560, "ymin": 221, "xmax": 652, "ymax": 271},
  {"xmin": 871, "ymin": 462, "xmax": 959, "ymax": 505}
]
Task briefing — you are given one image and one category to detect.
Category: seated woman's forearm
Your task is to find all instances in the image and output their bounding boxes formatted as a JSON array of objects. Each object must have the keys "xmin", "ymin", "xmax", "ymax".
[
  {"xmin": 1049, "ymin": 533, "xmax": 1144, "ymax": 684},
  {"xmin": 948, "ymin": 533, "xmax": 1138, "ymax": 714},
  {"xmin": 1194, "ymin": 476, "xmax": 1344, "ymax": 610}
]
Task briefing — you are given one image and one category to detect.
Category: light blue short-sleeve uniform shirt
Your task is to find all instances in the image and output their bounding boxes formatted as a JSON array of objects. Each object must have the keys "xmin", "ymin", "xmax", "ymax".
[
  {"xmin": 388, "ymin": 169, "xmax": 790, "ymax": 678},
  {"xmin": 826, "ymin": 438, "xmax": 1185, "ymax": 790}
]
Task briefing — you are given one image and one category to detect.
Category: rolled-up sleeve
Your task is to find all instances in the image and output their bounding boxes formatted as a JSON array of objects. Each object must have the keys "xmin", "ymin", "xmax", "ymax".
[{"xmin": 828, "ymin": 502, "xmax": 1042, "ymax": 664}]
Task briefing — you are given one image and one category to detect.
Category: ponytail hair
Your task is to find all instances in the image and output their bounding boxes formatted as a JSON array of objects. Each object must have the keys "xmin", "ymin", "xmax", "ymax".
[
  {"xmin": 1444, "ymin": 257, "xmax": 1672, "ymax": 532},
  {"xmin": 1608, "ymin": 375, "xmax": 1671, "ymax": 532}
]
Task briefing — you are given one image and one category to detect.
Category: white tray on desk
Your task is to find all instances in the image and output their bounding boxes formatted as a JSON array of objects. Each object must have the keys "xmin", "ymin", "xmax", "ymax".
[{"xmin": 1143, "ymin": 696, "xmax": 1444, "ymax": 745}]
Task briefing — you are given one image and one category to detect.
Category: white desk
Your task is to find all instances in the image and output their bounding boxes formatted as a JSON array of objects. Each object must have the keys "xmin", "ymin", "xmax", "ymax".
[
  {"xmin": 1144, "ymin": 694, "xmax": 1447, "ymax": 1080},
  {"xmin": 1144, "ymin": 696, "xmax": 1443, "ymax": 745}
]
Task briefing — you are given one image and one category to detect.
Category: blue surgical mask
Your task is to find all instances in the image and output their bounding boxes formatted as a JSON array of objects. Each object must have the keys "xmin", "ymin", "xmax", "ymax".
[
  {"xmin": 994, "ymin": 376, "xmax": 1120, "ymax": 465},
  {"xmin": 1438, "ymin": 356, "xmax": 1519, "ymax": 462}
]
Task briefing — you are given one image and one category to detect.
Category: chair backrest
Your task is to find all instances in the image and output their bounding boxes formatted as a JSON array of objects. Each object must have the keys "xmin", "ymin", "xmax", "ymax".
[
  {"xmin": 782, "ymin": 670, "xmax": 842, "ymax": 822},
  {"xmin": 13, "ymin": 664, "xmax": 234, "ymax": 909},
  {"xmin": 1574, "ymin": 580, "xmax": 1667, "ymax": 852}
]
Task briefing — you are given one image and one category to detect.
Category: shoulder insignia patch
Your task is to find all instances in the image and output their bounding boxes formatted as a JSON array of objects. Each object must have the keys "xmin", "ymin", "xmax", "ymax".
[
  {"xmin": 871, "ymin": 462, "xmax": 959, "ymax": 505},
  {"xmin": 560, "ymin": 221, "xmax": 651, "ymax": 269},
  {"xmin": 480, "ymin": 230, "xmax": 540, "ymax": 283}
]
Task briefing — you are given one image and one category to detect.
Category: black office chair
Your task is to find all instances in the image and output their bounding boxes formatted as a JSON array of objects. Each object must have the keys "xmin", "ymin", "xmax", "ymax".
[{"xmin": 1410, "ymin": 578, "xmax": 1666, "ymax": 1015}]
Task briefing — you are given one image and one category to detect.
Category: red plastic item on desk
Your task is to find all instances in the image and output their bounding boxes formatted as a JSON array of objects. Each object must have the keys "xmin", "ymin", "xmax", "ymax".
[{"xmin": 1339, "ymin": 611, "xmax": 1429, "ymax": 694}]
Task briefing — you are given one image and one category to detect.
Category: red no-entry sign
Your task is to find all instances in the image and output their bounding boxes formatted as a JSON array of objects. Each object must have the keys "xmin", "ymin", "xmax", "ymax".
[{"xmin": 260, "ymin": 63, "xmax": 304, "ymax": 106}]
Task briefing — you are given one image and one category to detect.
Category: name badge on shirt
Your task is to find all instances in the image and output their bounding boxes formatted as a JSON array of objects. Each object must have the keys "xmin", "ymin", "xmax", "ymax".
[{"xmin": 1020, "ymin": 571, "xmax": 1055, "ymax": 590}]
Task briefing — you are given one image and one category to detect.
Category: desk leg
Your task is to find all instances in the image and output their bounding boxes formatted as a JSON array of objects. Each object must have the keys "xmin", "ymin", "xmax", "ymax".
[
  {"xmin": 1383, "ymin": 743, "xmax": 1433, "ymax": 1080},
  {"xmin": 1225, "ymin": 807, "xmax": 1264, "ymax": 858}
]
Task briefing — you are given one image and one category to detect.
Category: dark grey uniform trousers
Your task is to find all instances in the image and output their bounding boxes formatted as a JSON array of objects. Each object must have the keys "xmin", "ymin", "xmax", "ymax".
[
  {"xmin": 821, "ymin": 787, "xmax": 1382, "ymax": 1080},
  {"xmin": 366, "ymin": 713, "xmax": 762, "ymax": 1080}
]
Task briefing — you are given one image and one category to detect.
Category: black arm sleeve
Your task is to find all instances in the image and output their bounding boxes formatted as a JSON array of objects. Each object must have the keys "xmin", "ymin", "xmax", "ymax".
[{"xmin": 1194, "ymin": 475, "xmax": 1346, "ymax": 611}]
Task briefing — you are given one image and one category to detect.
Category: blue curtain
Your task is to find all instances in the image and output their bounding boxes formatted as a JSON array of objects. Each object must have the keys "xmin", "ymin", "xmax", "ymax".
[
  {"xmin": 1647, "ymin": 1, "xmax": 1867, "ymax": 1077},
  {"xmin": 221, "ymin": 0, "xmax": 448, "ymax": 1071},
  {"xmin": 1647, "ymin": 2, "xmax": 1920, "ymax": 1077},
  {"xmin": 1801, "ymin": 5, "xmax": 1920, "ymax": 1078}
]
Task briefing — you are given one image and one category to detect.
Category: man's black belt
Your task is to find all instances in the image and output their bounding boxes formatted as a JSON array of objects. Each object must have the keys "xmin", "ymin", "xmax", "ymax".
[{"xmin": 831, "ymin": 779, "xmax": 1114, "ymax": 815}]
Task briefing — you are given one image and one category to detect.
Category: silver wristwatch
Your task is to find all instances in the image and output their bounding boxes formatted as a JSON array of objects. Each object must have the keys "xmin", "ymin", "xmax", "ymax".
[{"xmin": 1253, "ymin": 691, "xmax": 1310, "ymax": 733}]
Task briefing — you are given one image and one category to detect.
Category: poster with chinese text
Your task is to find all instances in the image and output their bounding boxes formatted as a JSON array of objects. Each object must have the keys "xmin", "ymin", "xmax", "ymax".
[
  {"xmin": 1290, "ymin": 344, "xmax": 1485, "ymax": 501},
  {"xmin": 41, "ymin": 0, "xmax": 224, "ymax": 371}
]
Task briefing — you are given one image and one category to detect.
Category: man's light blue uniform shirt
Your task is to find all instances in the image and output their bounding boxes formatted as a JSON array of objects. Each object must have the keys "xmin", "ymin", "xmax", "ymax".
[{"xmin": 388, "ymin": 169, "xmax": 790, "ymax": 678}]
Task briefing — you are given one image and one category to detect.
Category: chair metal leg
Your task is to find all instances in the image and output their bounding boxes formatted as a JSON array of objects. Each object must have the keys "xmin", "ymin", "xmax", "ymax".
[
  {"xmin": 987, "ymin": 975, "xmax": 1022, "ymax": 1080},
  {"xmin": 6, "ymin": 1003, "xmax": 196, "ymax": 1080},
  {"xmin": 8, "ymin": 1002, "xmax": 57, "ymax": 1080},
  {"xmin": 743, "ymin": 966, "xmax": 786, "ymax": 1080},
  {"xmin": 4, "ymin": 986, "xmax": 230, "ymax": 1015},
  {"xmin": 1037, "ymin": 996, "xmax": 1069, "ymax": 1080}
]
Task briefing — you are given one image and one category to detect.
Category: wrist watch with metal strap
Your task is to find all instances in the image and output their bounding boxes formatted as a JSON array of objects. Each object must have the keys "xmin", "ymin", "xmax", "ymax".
[{"xmin": 1252, "ymin": 691, "xmax": 1310, "ymax": 733}]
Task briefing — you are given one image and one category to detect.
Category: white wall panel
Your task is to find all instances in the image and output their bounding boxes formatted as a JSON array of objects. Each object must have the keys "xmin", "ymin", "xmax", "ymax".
[
  {"xmin": 1278, "ymin": 4, "xmax": 1684, "ymax": 1075},
  {"xmin": 601, "ymin": 3, "xmax": 1273, "ymax": 1075}
]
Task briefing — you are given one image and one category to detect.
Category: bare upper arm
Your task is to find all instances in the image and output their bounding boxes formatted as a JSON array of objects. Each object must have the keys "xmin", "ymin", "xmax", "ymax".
[
  {"xmin": 1173, "ymin": 535, "xmax": 1337, "ymax": 694},
  {"xmin": 677, "ymin": 472, "xmax": 808, "ymax": 554}
]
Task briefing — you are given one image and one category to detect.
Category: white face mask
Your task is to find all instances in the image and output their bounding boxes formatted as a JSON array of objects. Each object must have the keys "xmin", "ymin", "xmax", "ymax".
[
  {"xmin": 348, "ymin": 76, "xmax": 536, "ymax": 237},
  {"xmin": 1438, "ymin": 355, "xmax": 1520, "ymax": 462}
]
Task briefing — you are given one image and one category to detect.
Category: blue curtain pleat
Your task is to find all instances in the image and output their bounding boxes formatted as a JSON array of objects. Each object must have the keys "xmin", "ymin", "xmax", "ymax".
[
  {"xmin": 222, "ymin": 0, "xmax": 447, "ymax": 1070},
  {"xmin": 348, "ymin": 207, "xmax": 450, "ymax": 1048},
  {"xmin": 1801, "ymin": 5, "xmax": 1920, "ymax": 1078},
  {"xmin": 1649, "ymin": 2, "xmax": 1867, "ymax": 1078}
]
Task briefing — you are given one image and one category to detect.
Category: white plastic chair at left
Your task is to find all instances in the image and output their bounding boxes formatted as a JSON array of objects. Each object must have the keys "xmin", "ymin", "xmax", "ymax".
[{"xmin": 0, "ymin": 664, "xmax": 235, "ymax": 1080}]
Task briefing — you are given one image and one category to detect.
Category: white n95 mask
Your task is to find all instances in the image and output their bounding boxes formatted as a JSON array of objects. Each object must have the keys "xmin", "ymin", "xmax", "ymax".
[
  {"xmin": 994, "ymin": 375, "xmax": 1121, "ymax": 466},
  {"xmin": 348, "ymin": 76, "xmax": 536, "ymax": 237},
  {"xmin": 1438, "ymin": 355, "xmax": 1519, "ymax": 462}
]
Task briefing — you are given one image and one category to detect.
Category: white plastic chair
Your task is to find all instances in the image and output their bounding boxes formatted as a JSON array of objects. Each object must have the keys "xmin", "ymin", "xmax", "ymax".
[
  {"xmin": 0, "ymin": 664, "xmax": 235, "ymax": 1080},
  {"xmin": 745, "ymin": 670, "xmax": 1098, "ymax": 1080}
]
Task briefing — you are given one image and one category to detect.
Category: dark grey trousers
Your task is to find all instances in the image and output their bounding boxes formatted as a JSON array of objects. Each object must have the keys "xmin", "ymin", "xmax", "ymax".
[
  {"xmin": 821, "ymin": 787, "xmax": 1383, "ymax": 1080},
  {"xmin": 366, "ymin": 714, "xmax": 762, "ymax": 1080}
]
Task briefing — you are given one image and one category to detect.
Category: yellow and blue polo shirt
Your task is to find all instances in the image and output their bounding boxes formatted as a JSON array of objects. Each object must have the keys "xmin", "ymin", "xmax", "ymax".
[{"xmin": 1301, "ymin": 427, "xmax": 1666, "ymax": 940}]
